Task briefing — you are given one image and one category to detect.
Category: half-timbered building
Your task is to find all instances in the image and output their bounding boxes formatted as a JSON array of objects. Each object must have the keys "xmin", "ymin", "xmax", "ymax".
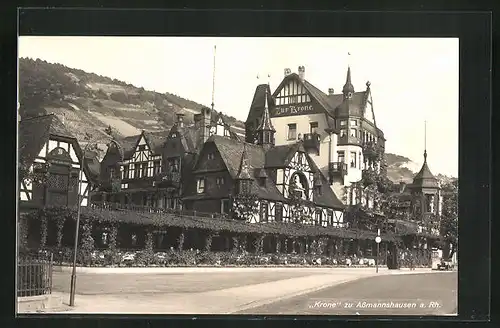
[
  {"xmin": 246, "ymin": 66, "xmax": 386, "ymax": 206},
  {"xmin": 185, "ymin": 88, "xmax": 345, "ymax": 225},
  {"xmin": 95, "ymin": 108, "xmax": 242, "ymax": 210},
  {"xmin": 18, "ymin": 114, "xmax": 96, "ymax": 211}
]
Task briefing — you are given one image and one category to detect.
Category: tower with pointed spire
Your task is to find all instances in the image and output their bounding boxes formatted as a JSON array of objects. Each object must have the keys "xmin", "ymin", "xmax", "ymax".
[
  {"xmin": 409, "ymin": 121, "xmax": 441, "ymax": 230},
  {"xmin": 255, "ymin": 86, "xmax": 276, "ymax": 148},
  {"xmin": 342, "ymin": 66, "xmax": 355, "ymax": 99},
  {"xmin": 235, "ymin": 144, "xmax": 254, "ymax": 194}
]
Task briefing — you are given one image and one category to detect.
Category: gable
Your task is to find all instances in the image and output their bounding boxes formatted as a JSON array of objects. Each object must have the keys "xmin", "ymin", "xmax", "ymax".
[
  {"xmin": 271, "ymin": 74, "xmax": 329, "ymax": 118},
  {"xmin": 132, "ymin": 133, "xmax": 153, "ymax": 162},
  {"xmin": 210, "ymin": 115, "xmax": 233, "ymax": 138},
  {"xmin": 363, "ymin": 91, "xmax": 376, "ymax": 125},
  {"xmin": 192, "ymin": 140, "xmax": 231, "ymax": 174}
]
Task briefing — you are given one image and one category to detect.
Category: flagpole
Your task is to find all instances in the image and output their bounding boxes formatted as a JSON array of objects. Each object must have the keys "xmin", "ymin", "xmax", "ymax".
[{"xmin": 211, "ymin": 45, "xmax": 216, "ymax": 111}]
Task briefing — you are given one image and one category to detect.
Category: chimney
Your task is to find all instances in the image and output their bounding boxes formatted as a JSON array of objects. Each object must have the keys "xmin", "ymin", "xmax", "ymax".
[
  {"xmin": 298, "ymin": 66, "xmax": 305, "ymax": 81},
  {"xmin": 197, "ymin": 106, "xmax": 212, "ymax": 146},
  {"xmin": 328, "ymin": 88, "xmax": 335, "ymax": 95},
  {"xmin": 284, "ymin": 68, "xmax": 292, "ymax": 77},
  {"xmin": 176, "ymin": 113, "xmax": 185, "ymax": 128}
]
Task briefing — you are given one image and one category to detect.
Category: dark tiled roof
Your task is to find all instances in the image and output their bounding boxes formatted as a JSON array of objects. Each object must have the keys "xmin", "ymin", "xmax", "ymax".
[
  {"xmin": 255, "ymin": 88, "xmax": 276, "ymax": 132},
  {"xmin": 264, "ymin": 144, "xmax": 300, "ymax": 168},
  {"xmin": 206, "ymin": 136, "xmax": 344, "ymax": 209},
  {"xmin": 19, "ymin": 115, "xmax": 52, "ymax": 169},
  {"xmin": 18, "ymin": 114, "xmax": 96, "ymax": 183},
  {"xmin": 412, "ymin": 153, "xmax": 439, "ymax": 189},
  {"xmin": 19, "ymin": 114, "xmax": 76, "ymax": 167},
  {"xmin": 342, "ymin": 66, "xmax": 355, "ymax": 95},
  {"xmin": 235, "ymin": 144, "xmax": 253, "ymax": 180},
  {"xmin": 334, "ymin": 91, "xmax": 368, "ymax": 117},
  {"xmin": 249, "ymin": 84, "xmax": 275, "ymax": 113}
]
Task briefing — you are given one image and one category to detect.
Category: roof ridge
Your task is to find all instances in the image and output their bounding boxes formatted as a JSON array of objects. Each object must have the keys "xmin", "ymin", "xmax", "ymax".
[{"xmin": 20, "ymin": 113, "xmax": 55, "ymax": 122}]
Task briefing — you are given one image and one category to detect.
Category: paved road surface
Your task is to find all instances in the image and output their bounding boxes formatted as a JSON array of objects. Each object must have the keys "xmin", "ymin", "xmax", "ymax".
[
  {"xmin": 235, "ymin": 272, "xmax": 457, "ymax": 316},
  {"xmin": 52, "ymin": 270, "xmax": 319, "ymax": 295}
]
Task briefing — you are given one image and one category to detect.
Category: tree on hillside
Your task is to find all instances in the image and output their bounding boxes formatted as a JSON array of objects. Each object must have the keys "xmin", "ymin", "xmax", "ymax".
[{"xmin": 440, "ymin": 179, "xmax": 458, "ymax": 258}]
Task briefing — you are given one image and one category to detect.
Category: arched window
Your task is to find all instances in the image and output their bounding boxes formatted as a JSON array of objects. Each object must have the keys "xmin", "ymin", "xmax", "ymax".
[{"xmin": 289, "ymin": 172, "xmax": 309, "ymax": 201}]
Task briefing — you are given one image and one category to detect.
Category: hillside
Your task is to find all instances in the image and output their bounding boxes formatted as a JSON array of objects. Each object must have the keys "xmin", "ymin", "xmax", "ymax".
[
  {"xmin": 18, "ymin": 58, "xmax": 453, "ymax": 183},
  {"xmin": 18, "ymin": 57, "xmax": 245, "ymax": 154}
]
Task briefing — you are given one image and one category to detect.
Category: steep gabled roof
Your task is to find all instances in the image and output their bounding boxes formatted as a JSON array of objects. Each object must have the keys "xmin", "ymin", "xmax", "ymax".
[
  {"xmin": 412, "ymin": 151, "xmax": 439, "ymax": 189},
  {"xmin": 18, "ymin": 114, "xmax": 95, "ymax": 183},
  {"xmin": 19, "ymin": 114, "xmax": 76, "ymax": 166},
  {"xmin": 255, "ymin": 87, "xmax": 275, "ymax": 133}
]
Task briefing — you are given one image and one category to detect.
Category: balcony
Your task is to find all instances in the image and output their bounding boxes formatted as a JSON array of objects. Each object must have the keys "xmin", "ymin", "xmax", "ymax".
[
  {"xmin": 328, "ymin": 162, "xmax": 347, "ymax": 182},
  {"xmin": 362, "ymin": 141, "xmax": 382, "ymax": 160},
  {"xmin": 303, "ymin": 133, "xmax": 321, "ymax": 153},
  {"xmin": 154, "ymin": 171, "xmax": 181, "ymax": 187}
]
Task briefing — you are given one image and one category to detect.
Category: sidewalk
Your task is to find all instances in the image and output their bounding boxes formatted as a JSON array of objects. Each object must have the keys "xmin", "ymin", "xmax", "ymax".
[{"xmin": 45, "ymin": 268, "xmax": 433, "ymax": 314}]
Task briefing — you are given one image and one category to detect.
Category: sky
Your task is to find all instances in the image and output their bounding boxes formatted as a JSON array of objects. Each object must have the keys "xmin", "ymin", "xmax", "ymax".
[{"xmin": 18, "ymin": 37, "xmax": 459, "ymax": 177}]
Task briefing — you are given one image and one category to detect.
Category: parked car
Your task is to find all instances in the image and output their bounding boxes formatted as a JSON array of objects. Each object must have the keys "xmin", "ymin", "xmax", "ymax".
[{"xmin": 437, "ymin": 259, "xmax": 454, "ymax": 270}]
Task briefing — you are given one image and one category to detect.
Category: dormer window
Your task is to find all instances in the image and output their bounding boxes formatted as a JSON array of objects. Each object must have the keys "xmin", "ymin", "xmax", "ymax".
[
  {"xmin": 216, "ymin": 177, "xmax": 225, "ymax": 186},
  {"xmin": 196, "ymin": 178, "xmax": 205, "ymax": 194},
  {"xmin": 207, "ymin": 153, "xmax": 215, "ymax": 160}
]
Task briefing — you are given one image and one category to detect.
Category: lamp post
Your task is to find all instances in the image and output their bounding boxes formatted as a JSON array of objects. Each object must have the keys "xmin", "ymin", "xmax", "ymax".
[
  {"xmin": 375, "ymin": 228, "xmax": 381, "ymax": 273},
  {"xmin": 69, "ymin": 138, "xmax": 121, "ymax": 307}
]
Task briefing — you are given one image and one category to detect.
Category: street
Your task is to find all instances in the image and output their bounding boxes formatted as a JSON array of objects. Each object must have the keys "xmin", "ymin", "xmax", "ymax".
[
  {"xmin": 235, "ymin": 272, "xmax": 457, "ymax": 315},
  {"xmin": 42, "ymin": 268, "xmax": 456, "ymax": 315}
]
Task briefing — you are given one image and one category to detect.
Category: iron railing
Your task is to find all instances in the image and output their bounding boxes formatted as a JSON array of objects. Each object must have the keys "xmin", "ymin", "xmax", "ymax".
[
  {"xmin": 17, "ymin": 250, "xmax": 53, "ymax": 297},
  {"xmin": 90, "ymin": 201, "xmax": 228, "ymax": 219}
]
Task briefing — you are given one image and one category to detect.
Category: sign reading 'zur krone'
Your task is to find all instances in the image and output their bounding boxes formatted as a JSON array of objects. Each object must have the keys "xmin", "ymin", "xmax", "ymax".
[{"xmin": 274, "ymin": 104, "xmax": 316, "ymax": 117}]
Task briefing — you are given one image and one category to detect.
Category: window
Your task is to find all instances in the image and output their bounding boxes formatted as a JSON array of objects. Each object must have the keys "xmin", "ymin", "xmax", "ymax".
[
  {"xmin": 169, "ymin": 158, "xmax": 180, "ymax": 172},
  {"xmin": 129, "ymin": 164, "xmax": 135, "ymax": 179},
  {"xmin": 109, "ymin": 167, "xmax": 115, "ymax": 179},
  {"xmin": 287, "ymin": 123, "xmax": 297, "ymax": 140},
  {"xmin": 350, "ymin": 119, "xmax": 358, "ymax": 126},
  {"xmin": 196, "ymin": 178, "xmax": 205, "ymax": 194},
  {"xmin": 216, "ymin": 176, "xmax": 225, "ymax": 186},
  {"xmin": 327, "ymin": 210, "xmax": 334, "ymax": 225},
  {"xmin": 340, "ymin": 120, "xmax": 347, "ymax": 126},
  {"xmin": 350, "ymin": 128, "xmax": 357, "ymax": 138},
  {"xmin": 138, "ymin": 145, "xmax": 146, "ymax": 151},
  {"xmin": 337, "ymin": 151, "xmax": 345, "ymax": 163},
  {"xmin": 315, "ymin": 210, "xmax": 322, "ymax": 226},
  {"xmin": 153, "ymin": 160, "xmax": 161, "ymax": 175},
  {"xmin": 221, "ymin": 199, "xmax": 230, "ymax": 214},
  {"xmin": 310, "ymin": 122, "xmax": 318, "ymax": 134},
  {"xmin": 340, "ymin": 129, "xmax": 346, "ymax": 137},
  {"xmin": 141, "ymin": 163, "xmax": 148, "ymax": 177},
  {"xmin": 134, "ymin": 164, "xmax": 140, "ymax": 178},
  {"xmin": 289, "ymin": 95, "xmax": 298, "ymax": 104},
  {"xmin": 275, "ymin": 203, "xmax": 283, "ymax": 222},
  {"xmin": 207, "ymin": 153, "xmax": 215, "ymax": 160},
  {"xmin": 122, "ymin": 165, "xmax": 129, "ymax": 180},
  {"xmin": 260, "ymin": 202, "xmax": 269, "ymax": 222},
  {"xmin": 350, "ymin": 152, "xmax": 357, "ymax": 168}
]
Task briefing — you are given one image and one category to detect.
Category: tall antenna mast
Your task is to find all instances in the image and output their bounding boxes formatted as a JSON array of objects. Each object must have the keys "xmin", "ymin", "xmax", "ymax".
[
  {"xmin": 424, "ymin": 120, "xmax": 427, "ymax": 162},
  {"xmin": 211, "ymin": 45, "xmax": 216, "ymax": 111}
]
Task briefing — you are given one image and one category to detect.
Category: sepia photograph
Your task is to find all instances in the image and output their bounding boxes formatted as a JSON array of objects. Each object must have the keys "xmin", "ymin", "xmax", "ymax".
[{"xmin": 17, "ymin": 36, "xmax": 458, "ymax": 316}]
